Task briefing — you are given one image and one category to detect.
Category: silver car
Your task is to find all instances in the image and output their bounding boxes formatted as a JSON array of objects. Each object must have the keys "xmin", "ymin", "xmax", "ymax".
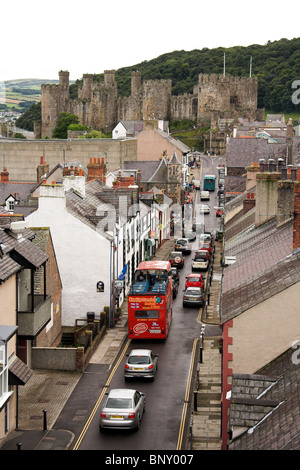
[
  {"xmin": 124, "ymin": 349, "xmax": 159, "ymax": 380},
  {"xmin": 183, "ymin": 287, "xmax": 204, "ymax": 307},
  {"xmin": 99, "ymin": 388, "xmax": 146, "ymax": 431}
]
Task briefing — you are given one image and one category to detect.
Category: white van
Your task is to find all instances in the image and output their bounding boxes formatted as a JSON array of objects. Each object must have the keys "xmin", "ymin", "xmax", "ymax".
[
  {"xmin": 200, "ymin": 191, "xmax": 210, "ymax": 200},
  {"xmin": 193, "ymin": 179, "xmax": 201, "ymax": 190}
]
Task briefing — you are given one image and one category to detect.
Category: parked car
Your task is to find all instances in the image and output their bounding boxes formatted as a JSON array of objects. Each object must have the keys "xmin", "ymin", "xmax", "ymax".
[
  {"xmin": 195, "ymin": 249, "xmax": 210, "ymax": 260},
  {"xmin": 199, "ymin": 233, "xmax": 212, "ymax": 245},
  {"xmin": 99, "ymin": 388, "xmax": 146, "ymax": 430},
  {"xmin": 185, "ymin": 273, "xmax": 204, "ymax": 290},
  {"xmin": 199, "ymin": 204, "xmax": 210, "ymax": 214},
  {"xmin": 175, "ymin": 238, "xmax": 191, "ymax": 254},
  {"xmin": 216, "ymin": 209, "xmax": 224, "ymax": 217},
  {"xmin": 192, "ymin": 252, "xmax": 209, "ymax": 271},
  {"xmin": 183, "ymin": 287, "xmax": 204, "ymax": 307},
  {"xmin": 193, "ymin": 179, "xmax": 201, "ymax": 190},
  {"xmin": 200, "ymin": 191, "xmax": 210, "ymax": 200},
  {"xmin": 199, "ymin": 241, "xmax": 212, "ymax": 254},
  {"xmin": 169, "ymin": 251, "xmax": 185, "ymax": 269},
  {"xmin": 124, "ymin": 349, "xmax": 159, "ymax": 380}
]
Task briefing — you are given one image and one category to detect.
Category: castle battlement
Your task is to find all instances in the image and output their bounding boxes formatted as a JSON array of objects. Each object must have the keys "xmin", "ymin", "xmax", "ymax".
[{"xmin": 40, "ymin": 70, "xmax": 259, "ymax": 138}]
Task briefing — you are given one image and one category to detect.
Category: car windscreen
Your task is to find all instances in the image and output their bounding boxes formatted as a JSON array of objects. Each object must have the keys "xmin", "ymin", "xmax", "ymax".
[
  {"xmin": 128, "ymin": 356, "xmax": 150, "ymax": 364},
  {"xmin": 106, "ymin": 398, "xmax": 132, "ymax": 409},
  {"xmin": 186, "ymin": 289, "xmax": 201, "ymax": 295},
  {"xmin": 195, "ymin": 255, "xmax": 207, "ymax": 261}
]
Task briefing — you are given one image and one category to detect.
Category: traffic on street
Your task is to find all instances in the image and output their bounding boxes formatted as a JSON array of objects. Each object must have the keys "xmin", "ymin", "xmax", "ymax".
[{"xmin": 54, "ymin": 154, "xmax": 224, "ymax": 451}]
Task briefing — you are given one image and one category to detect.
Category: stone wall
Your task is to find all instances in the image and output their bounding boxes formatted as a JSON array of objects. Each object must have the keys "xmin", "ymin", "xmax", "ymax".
[{"xmin": 0, "ymin": 138, "xmax": 137, "ymax": 182}]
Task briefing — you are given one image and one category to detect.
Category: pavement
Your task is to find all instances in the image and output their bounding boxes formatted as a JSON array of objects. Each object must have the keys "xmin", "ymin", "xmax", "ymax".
[{"xmin": 1, "ymin": 164, "xmax": 223, "ymax": 452}]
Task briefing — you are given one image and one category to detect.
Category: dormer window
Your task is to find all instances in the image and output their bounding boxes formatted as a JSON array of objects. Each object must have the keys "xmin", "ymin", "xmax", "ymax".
[{"xmin": 5, "ymin": 195, "xmax": 17, "ymax": 212}]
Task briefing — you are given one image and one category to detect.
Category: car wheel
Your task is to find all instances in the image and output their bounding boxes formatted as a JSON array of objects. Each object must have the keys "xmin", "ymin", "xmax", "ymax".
[{"xmin": 135, "ymin": 416, "xmax": 141, "ymax": 431}]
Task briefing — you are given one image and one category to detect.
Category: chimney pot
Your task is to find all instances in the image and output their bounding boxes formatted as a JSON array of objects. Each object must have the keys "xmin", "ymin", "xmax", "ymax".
[
  {"xmin": 40, "ymin": 156, "xmax": 44, "ymax": 165},
  {"xmin": 281, "ymin": 168, "xmax": 287, "ymax": 180},
  {"xmin": 291, "ymin": 168, "xmax": 297, "ymax": 181}
]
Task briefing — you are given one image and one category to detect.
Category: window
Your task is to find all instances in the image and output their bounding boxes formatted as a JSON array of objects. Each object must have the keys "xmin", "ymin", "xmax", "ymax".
[
  {"xmin": 0, "ymin": 344, "xmax": 9, "ymax": 407},
  {"xmin": 135, "ymin": 310, "xmax": 159, "ymax": 319}
]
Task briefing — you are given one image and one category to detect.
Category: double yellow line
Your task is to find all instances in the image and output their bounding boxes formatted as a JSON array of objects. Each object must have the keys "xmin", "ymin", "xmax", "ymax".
[
  {"xmin": 73, "ymin": 338, "xmax": 131, "ymax": 450},
  {"xmin": 73, "ymin": 336, "xmax": 197, "ymax": 450},
  {"xmin": 176, "ymin": 338, "xmax": 199, "ymax": 450}
]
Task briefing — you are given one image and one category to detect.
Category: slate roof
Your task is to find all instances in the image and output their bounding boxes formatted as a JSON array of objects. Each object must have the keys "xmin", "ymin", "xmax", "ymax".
[
  {"xmin": 226, "ymin": 137, "xmax": 300, "ymax": 168},
  {"xmin": 229, "ymin": 347, "xmax": 300, "ymax": 450},
  {"xmin": 222, "ymin": 218, "xmax": 294, "ymax": 323},
  {"xmin": 154, "ymin": 128, "xmax": 190, "ymax": 153},
  {"xmin": 65, "ymin": 178, "xmax": 139, "ymax": 233},
  {"xmin": 0, "ymin": 181, "xmax": 36, "ymax": 206},
  {"xmin": 123, "ymin": 161, "xmax": 161, "ymax": 182},
  {"xmin": 0, "ymin": 226, "xmax": 48, "ymax": 283},
  {"xmin": 222, "ymin": 249, "xmax": 300, "ymax": 322}
]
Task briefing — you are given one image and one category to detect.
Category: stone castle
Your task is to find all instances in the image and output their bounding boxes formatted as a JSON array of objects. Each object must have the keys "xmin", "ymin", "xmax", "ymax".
[{"xmin": 40, "ymin": 70, "xmax": 261, "ymax": 138}]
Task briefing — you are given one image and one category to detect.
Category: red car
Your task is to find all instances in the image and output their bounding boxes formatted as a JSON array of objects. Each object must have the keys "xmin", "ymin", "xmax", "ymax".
[
  {"xmin": 195, "ymin": 249, "xmax": 210, "ymax": 260},
  {"xmin": 185, "ymin": 273, "xmax": 204, "ymax": 290},
  {"xmin": 199, "ymin": 241, "xmax": 212, "ymax": 254},
  {"xmin": 216, "ymin": 210, "xmax": 223, "ymax": 217}
]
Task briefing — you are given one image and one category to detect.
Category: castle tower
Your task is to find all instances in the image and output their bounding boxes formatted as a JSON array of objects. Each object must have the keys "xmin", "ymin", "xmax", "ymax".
[
  {"xmin": 41, "ymin": 70, "xmax": 70, "ymax": 138},
  {"xmin": 131, "ymin": 71, "xmax": 142, "ymax": 97},
  {"xmin": 80, "ymin": 74, "xmax": 94, "ymax": 100},
  {"xmin": 104, "ymin": 70, "xmax": 116, "ymax": 86},
  {"xmin": 142, "ymin": 79, "xmax": 172, "ymax": 121}
]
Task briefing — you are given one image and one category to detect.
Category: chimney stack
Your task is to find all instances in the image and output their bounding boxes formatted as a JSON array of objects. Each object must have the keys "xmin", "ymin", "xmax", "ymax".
[
  {"xmin": 87, "ymin": 157, "xmax": 106, "ymax": 183},
  {"xmin": 293, "ymin": 177, "xmax": 300, "ymax": 251},
  {"xmin": 37, "ymin": 156, "xmax": 49, "ymax": 182},
  {"xmin": 1, "ymin": 168, "xmax": 9, "ymax": 183}
]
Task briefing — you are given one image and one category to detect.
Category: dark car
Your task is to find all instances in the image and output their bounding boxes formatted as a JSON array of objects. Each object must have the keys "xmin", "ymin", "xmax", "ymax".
[
  {"xmin": 169, "ymin": 251, "xmax": 185, "ymax": 269},
  {"xmin": 182, "ymin": 287, "xmax": 204, "ymax": 307},
  {"xmin": 171, "ymin": 267, "xmax": 180, "ymax": 298},
  {"xmin": 183, "ymin": 229, "xmax": 196, "ymax": 241}
]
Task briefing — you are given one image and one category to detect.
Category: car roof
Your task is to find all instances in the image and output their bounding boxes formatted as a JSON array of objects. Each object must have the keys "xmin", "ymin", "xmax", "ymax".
[
  {"xmin": 187, "ymin": 273, "xmax": 201, "ymax": 277},
  {"xmin": 107, "ymin": 389, "xmax": 137, "ymax": 398}
]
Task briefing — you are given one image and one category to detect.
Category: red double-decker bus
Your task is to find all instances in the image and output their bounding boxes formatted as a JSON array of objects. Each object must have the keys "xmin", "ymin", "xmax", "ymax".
[{"xmin": 128, "ymin": 260, "xmax": 173, "ymax": 339}]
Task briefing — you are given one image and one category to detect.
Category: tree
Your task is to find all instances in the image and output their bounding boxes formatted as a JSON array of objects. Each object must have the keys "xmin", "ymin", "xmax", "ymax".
[{"xmin": 52, "ymin": 112, "xmax": 79, "ymax": 139}]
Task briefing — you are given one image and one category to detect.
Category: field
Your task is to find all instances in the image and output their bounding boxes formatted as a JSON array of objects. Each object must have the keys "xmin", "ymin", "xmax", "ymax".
[{"xmin": 0, "ymin": 79, "xmax": 56, "ymax": 111}]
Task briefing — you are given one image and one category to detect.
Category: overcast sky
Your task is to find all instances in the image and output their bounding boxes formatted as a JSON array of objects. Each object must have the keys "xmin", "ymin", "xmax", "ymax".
[{"xmin": 1, "ymin": 0, "xmax": 299, "ymax": 82}]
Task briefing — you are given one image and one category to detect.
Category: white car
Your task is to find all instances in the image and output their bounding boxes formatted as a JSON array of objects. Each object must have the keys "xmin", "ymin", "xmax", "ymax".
[
  {"xmin": 199, "ymin": 204, "xmax": 210, "ymax": 214},
  {"xmin": 200, "ymin": 191, "xmax": 210, "ymax": 200}
]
